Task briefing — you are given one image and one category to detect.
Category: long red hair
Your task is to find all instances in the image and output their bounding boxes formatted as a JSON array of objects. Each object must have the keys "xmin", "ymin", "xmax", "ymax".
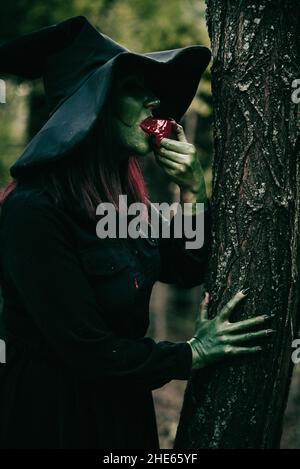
[{"xmin": 0, "ymin": 179, "xmax": 17, "ymax": 205}]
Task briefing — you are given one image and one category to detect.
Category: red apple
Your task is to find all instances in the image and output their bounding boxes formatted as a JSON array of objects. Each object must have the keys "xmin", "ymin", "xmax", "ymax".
[{"xmin": 140, "ymin": 117, "xmax": 176, "ymax": 148}]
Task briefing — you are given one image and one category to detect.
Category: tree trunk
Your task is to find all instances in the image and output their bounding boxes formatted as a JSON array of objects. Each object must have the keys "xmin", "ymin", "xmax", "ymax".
[{"xmin": 175, "ymin": 0, "xmax": 300, "ymax": 449}]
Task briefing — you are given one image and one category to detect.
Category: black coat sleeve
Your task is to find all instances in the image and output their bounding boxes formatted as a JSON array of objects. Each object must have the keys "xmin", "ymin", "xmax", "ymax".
[
  {"xmin": 157, "ymin": 202, "xmax": 211, "ymax": 287},
  {"xmin": 2, "ymin": 195, "xmax": 192, "ymax": 389}
]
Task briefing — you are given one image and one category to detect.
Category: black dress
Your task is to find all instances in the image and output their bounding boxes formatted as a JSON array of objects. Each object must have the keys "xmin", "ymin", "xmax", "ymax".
[{"xmin": 0, "ymin": 183, "xmax": 210, "ymax": 449}]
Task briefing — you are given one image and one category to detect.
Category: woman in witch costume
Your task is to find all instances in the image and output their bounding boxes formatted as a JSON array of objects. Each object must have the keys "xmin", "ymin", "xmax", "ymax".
[{"xmin": 0, "ymin": 17, "xmax": 274, "ymax": 448}]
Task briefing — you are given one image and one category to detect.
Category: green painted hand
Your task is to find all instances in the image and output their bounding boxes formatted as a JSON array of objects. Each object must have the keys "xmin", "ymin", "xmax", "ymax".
[
  {"xmin": 187, "ymin": 290, "xmax": 275, "ymax": 370},
  {"xmin": 154, "ymin": 123, "xmax": 207, "ymax": 202}
]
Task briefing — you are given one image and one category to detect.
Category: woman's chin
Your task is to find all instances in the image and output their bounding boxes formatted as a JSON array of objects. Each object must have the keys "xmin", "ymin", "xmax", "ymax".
[
  {"xmin": 130, "ymin": 140, "xmax": 152, "ymax": 157},
  {"xmin": 116, "ymin": 133, "xmax": 152, "ymax": 158}
]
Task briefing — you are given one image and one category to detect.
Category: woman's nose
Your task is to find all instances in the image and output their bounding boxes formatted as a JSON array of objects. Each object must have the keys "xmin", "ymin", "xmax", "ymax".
[{"xmin": 144, "ymin": 96, "xmax": 160, "ymax": 111}]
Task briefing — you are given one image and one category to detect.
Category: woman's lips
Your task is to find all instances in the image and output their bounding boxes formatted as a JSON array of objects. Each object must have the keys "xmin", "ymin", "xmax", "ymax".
[{"xmin": 139, "ymin": 117, "xmax": 176, "ymax": 148}]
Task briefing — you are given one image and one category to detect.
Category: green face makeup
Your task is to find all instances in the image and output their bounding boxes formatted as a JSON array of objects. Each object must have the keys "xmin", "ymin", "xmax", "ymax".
[{"xmin": 110, "ymin": 71, "xmax": 161, "ymax": 158}]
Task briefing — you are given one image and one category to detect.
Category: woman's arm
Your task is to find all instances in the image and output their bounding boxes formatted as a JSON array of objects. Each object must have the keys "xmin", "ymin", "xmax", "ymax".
[
  {"xmin": 154, "ymin": 122, "xmax": 211, "ymax": 287},
  {"xmin": 1, "ymin": 193, "xmax": 192, "ymax": 389},
  {"xmin": 156, "ymin": 204, "xmax": 211, "ymax": 287}
]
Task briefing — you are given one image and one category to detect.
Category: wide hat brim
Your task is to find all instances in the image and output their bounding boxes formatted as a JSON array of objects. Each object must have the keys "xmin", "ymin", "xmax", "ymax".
[{"xmin": 10, "ymin": 42, "xmax": 211, "ymax": 177}]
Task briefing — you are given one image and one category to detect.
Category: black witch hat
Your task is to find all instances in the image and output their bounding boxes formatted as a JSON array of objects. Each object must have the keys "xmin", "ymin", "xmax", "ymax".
[{"xmin": 0, "ymin": 16, "xmax": 211, "ymax": 177}]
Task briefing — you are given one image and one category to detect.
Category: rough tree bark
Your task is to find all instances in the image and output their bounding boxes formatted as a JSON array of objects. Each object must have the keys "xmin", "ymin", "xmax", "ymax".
[{"xmin": 175, "ymin": 0, "xmax": 300, "ymax": 449}]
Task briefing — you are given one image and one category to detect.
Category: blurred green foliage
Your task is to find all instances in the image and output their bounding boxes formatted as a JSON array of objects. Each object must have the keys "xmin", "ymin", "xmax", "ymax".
[{"xmin": 0, "ymin": 0, "xmax": 212, "ymax": 193}]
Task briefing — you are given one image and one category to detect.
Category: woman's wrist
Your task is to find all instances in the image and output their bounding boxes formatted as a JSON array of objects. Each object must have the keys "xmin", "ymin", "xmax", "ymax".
[
  {"xmin": 180, "ymin": 187, "xmax": 208, "ymax": 215},
  {"xmin": 187, "ymin": 337, "xmax": 207, "ymax": 370}
]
